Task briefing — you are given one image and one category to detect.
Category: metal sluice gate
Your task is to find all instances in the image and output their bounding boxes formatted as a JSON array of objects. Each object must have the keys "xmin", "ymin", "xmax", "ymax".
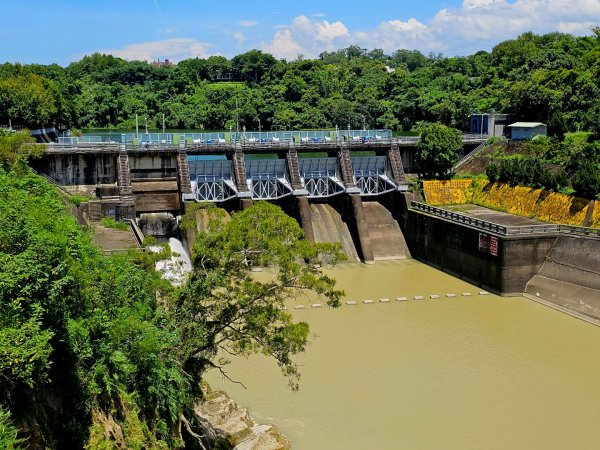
[
  {"xmin": 351, "ymin": 156, "xmax": 397, "ymax": 196},
  {"xmin": 185, "ymin": 155, "xmax": 400, "ymax": 202}
]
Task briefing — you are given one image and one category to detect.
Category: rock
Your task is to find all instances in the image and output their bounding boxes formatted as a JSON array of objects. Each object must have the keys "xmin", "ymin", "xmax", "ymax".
[
  {"xmin": 196, "ymin": 383, "xmax": 289, "ymax": 450},
  {"xmin": 234, "ymin": 424, "xmax": 290, "ymax": 450}
]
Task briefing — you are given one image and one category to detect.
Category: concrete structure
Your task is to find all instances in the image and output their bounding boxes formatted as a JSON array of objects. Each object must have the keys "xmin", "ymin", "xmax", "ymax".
[
  {"xmin": 469, "ymin": 113, "xmax": 512, "ymax": 137},
  {"xmin": 525, "ymin": 234, "xmax": 600, "ymax": 324},
  {"xmin": 402, "ymin": 202, "xmax": 560, "ymax": 295},
  {"xmin": 507, "ymin": 122, "xmax": 547, "ymax": 140}
]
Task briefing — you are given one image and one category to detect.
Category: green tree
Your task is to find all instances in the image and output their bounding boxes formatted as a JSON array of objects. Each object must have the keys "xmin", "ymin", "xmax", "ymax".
[
  {"xmin": 0, "ymin": 130, "xmax": 43, "ymax": 174},
  {"xmin": 0, "ymin": 408, "xmax": 25, "ymax": 449},
  {"xmin": 415, "ymin": 123, "xmax": 462, "ymax": 179},
  {"xmin": 176, "ymin": 202, "xmax": 344, "ymax": 390}
]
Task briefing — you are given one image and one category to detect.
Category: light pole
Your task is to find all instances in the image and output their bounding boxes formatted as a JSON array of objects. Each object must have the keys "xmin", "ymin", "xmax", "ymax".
[{"xmin": 258, "ymin": 118, "xmax": 261, "ymax": 134}]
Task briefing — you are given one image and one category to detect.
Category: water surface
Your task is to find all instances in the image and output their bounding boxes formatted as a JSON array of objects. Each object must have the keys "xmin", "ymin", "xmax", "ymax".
[{"xmin": 206, "ymin": 260, "xmax": 600, "ymax": 450}]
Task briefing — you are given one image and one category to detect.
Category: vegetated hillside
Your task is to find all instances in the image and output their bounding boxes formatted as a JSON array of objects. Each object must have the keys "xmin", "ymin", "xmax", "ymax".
[
  {"xmin": 457, "ymin": 132, "xmax": 600, "ymax": 200},
  {"xmin": 1, "ymin": 30, "xmax": 599, "ymax": 135}
]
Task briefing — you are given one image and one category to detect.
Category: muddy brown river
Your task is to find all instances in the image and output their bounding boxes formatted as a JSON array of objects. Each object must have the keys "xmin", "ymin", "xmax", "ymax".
[{"xmin": 206, "ymin": 260, "xmax": 600, "ymax": 449}]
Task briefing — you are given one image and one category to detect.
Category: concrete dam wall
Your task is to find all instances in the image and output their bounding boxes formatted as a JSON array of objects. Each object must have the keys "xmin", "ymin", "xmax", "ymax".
[
  {"xmin": 362, "ymin": 201, "xmax": 411, "ymax": 261},
  {"xmin": 306, "ymin": 200, "xmax": 410, "ymax": 263},
  {"xmin": 525, "ymin": 235, "xmax": 600, "ymax": 324},
  {"xmin": 309, "ymin": 203, "xmax": 360, "ymax": 262}
]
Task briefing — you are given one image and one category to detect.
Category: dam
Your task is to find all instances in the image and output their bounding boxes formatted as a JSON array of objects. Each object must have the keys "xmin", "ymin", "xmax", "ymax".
[
  {"xmin": 33, "ymin": 129, "xmax": 600, "ymax": 308},
  {"xmin": 33, "ymin": 129, "xmax": 600, "ymax": 449}
]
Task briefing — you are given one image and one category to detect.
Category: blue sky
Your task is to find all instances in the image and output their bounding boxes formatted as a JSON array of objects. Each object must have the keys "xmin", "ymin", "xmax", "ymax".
[{"xmin": 1, "ymin": 0, "xmax": 598, "ymax": 65}]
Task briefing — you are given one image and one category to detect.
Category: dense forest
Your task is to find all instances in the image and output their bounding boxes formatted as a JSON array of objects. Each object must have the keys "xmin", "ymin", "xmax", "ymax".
[
  {"xmin": 0, "ymin": 131, "xmax": 344, "ymax": 448},
  {"xmin": 1, "ymin": 30, "xmax": 599, "ymax": 136}
]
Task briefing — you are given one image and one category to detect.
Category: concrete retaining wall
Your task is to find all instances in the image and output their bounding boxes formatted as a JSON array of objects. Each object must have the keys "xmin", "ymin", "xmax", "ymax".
[
  {"xmin": 402, "ymin": 204, "xmax": 556, "ymax": 295},
  {"xmin": 525, "ymin": 235, "xmax": 600, "ymax": 323}
]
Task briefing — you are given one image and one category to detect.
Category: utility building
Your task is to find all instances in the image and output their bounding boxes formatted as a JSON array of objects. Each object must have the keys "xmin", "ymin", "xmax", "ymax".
[
  {"xmin": 507, "ymin": 122, "xmax": 547, "ymax": 140},
  {"xmin": 469, "ymin": 113, "xmax": 512, "ymax": 137}
]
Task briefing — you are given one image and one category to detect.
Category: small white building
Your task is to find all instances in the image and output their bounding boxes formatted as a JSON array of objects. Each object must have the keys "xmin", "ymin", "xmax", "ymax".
[{"xmin": 507, "ymin": 122, "xmax": 547, "ymax": 140}]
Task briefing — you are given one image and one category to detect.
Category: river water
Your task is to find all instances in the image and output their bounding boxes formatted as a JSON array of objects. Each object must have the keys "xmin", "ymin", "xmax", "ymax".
[{"xmin": 206, "ymin": 259, "xmax": 600, "ymax": 450}]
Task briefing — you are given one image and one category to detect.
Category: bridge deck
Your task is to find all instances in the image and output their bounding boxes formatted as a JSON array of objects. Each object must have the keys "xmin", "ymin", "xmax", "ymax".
[{"xmin": 40, "ymin": 135, "xmax": 487, "ymax": 154}]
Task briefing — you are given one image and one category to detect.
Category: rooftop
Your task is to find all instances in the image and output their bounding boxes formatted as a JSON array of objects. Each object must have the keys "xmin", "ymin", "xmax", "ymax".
[{"xmin": 507, "ymin": 122, "xmax": 547, "ymax": 128}]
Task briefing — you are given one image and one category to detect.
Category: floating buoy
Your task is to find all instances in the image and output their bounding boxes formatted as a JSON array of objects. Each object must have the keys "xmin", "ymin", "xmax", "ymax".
[
  {"xmin": 414, "ymin": 295, "xmax": 424, "ymax": 300},
  {"xmin": 294, "ymin": 305, "xmax": 305, "ymax": 309},
  {"xmin": 430, "ymin": 294, "xmax": 440, "ymax": 299},
  {"xmin": 479, "ymin": 291, "xmax": 490, "ymax": 295},
  {"xmin": 346, "ymin": 300, "xmax": 357, "ymax": 305},
  {"xmin": 312, "ymin": 303, "xmax": 322, "ymax": 308},
  {"xmin": 396, "ymin": 296, "xmax": 408, "ymax": 301},
  {"xmin": 462, "ymin": 293, "xmax": 472, "ymax": 297},
  {"xmin": 380, "ymin": 298, "xmax": 390, "ymax": 303},
  {"xmin": 445, "ymin": 293, "xmax": 456, "ymax": 298},
  {"xmin": 363, "ymin": 299, "xmax": 374, "ymax": 304}
]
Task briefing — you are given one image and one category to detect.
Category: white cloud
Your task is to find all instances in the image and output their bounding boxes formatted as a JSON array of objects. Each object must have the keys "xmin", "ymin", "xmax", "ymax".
[
  {"xmin": 100, "ymin": 38, "xmax": 212, "ymax": 62},
  {"xmin": 261, "ymin": 1, "xmax": 600, "ymax": 59},
  {"xmin": 262, "ymin": 29, "xmax": 303, "ymax": 60},
  {"xmin": 233, "ymin": 31, "xmax": 246, "ymax": 47},
  {"xmin": 238, "ymin": 20, "xmax": 258, "ymax": 27}
]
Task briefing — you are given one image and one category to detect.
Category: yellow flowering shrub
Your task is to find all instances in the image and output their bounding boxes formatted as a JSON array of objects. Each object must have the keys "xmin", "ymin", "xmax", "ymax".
[
  {"xmin": 422, "ymin": 179, "xmax": 472, "ymax": 205},
  {"xmin": 424, "ymin": 179, "xmax": 598, "ymax": 227}
]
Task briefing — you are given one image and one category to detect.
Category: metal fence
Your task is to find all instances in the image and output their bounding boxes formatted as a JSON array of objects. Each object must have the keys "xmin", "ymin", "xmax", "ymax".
[{"xmin": 410, "ymin": 202, "xmax": 561, "ymax": 236}]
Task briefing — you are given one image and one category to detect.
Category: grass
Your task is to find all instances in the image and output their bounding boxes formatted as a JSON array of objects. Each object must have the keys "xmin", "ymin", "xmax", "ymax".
[
  {"xmin": 69, "ymin": 194, "xmax": 92, "ymax": 205},
  {"xmin": 100, "ymin": 216, "xmax": 129, "ymax": 231}
]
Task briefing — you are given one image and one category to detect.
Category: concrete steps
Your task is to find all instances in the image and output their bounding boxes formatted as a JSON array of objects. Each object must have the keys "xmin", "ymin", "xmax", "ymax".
[{"xmin": 88, "ymin": 201, "xmax": 102, "ymax": 221}]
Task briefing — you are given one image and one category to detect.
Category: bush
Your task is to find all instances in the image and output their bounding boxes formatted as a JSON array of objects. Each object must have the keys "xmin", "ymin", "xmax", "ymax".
[
  {"xmin": 100, "ymin": 216, "xmax": 129, "ymax": 231},
  {"xmin": 69, "ymin": 195, "xmax": 90, "ymax": 205},
  {"xmin": 485, "ymin": 162, "xmax": 500, "ymax": 181},
  {"xmin": 571, "ymin": 162, "xmax": 600, "ymax": 199}
]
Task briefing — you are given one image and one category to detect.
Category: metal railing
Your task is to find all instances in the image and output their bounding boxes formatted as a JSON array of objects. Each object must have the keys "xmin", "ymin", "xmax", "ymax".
[
  {"xmin": 410, "ymin": 202, "xmax": 561, "ymax": 236},
  {"xmin": 411, "ymin": 202, "xmax": 600, "ymax": 238},
  {"xmin": 559, "ymin": 224, "xmax": 600, "ymax": 239}
]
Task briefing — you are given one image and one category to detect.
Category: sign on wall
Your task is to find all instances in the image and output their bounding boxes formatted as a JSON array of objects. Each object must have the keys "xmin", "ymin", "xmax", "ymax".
[{"xmin": 479, "ymin": 233, "xmax": 498, "ymax": 256}]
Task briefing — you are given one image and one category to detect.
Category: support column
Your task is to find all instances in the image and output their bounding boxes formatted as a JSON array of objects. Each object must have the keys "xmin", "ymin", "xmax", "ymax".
[
  {"xmin": 241, "ymin": 198, "xmax": 253, "ymax": 210},
  {"xmin": 350, "ymin": 195, "xmax": 374, "ymax": 264},
  {"xmin": 177, "ymin": 143, "xmax": 192, "ymax": 194},
  {"xmin": 297, "ymin": 196, "xmax": 315, "ymax": 242},
  {"xmin": 233, "ymin": 146, "xmax": 250, "ymax": 194}
]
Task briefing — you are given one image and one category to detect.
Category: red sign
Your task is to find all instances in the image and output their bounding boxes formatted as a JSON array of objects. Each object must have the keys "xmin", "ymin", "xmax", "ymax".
[{"xmin": 479, "ymin": 233, "xmax": 498, "ymax": 256}]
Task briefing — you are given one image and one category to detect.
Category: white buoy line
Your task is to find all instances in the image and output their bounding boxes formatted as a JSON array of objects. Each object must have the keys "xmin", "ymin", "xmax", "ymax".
[{"xmin": 282, "ymin": 290, "xmax": 493, "ymax": 309}]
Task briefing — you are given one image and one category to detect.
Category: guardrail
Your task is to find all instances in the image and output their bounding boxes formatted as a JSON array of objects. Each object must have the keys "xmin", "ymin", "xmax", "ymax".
[
  {"xmin": 38, "ymin": 133, "xmax": 487, "ymax": 153},
  {"xmin": 410, "ymin": 201, "xmax": 600, "ymax": 238},
  {"xmin": 559, "ymin": 224, "xmax": 600, "ymax": 239}
]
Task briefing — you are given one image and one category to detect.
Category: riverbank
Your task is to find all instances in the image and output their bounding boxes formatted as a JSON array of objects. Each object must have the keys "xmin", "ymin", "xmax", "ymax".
[{"xmin": 197, "ymin": 384, "xmax": 289, "ymax": 450}]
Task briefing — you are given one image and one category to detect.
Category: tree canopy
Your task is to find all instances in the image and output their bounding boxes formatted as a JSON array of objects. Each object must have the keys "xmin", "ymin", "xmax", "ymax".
[
  {"xmin": 0, "ymin": 139, "xmax": 343, "ymax": 447},
  {"xmin": 1, "ymin": 31, "xmax": 599, "ymax": 136},
  {"xmin": 415, "ymin": 123, "xmax": 463, "ymax": 179}
]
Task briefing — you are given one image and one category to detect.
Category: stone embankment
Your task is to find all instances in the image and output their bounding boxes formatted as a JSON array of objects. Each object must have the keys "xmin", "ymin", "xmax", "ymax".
[{"xmin": 196, "ymin": 383, "xmax": 290, "ymax": 450}]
